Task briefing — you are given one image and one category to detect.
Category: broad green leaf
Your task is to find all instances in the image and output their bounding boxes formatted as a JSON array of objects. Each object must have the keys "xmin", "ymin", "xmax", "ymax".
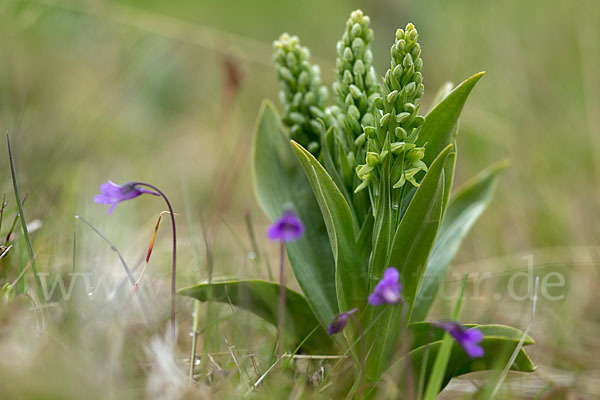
[
  {"xmin": 417, "ymin": 72, "xmax": 485, "ymax": 168},
  {"xmin": 411, "ymin": 160, "xmax": 509, "ymax": 322},
  {"xmin": 404, "ymin": 325, "xmax": 535, "ymax": 392},
  {"xmin": 178, "ymin": 279, "xmax": 333, "ymax": 354},
  {"xmin": 251, "ymin": 101, "xmax": 338, "ymax": 327},
  {"xmin": 291, "ymin": 141, "xmax": 368, "ymax": 312},
  {"xmin": 364, "ymin": 145, "xmax": 452, "ymax": 381}
]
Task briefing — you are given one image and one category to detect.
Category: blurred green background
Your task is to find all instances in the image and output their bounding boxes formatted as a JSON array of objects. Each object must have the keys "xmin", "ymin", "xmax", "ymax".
[{"xmin": 1, "ymin": 0, "xmax": 599, "ymax": 397}]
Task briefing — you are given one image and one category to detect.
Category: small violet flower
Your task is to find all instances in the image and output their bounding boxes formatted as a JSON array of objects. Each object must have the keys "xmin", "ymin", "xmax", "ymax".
[
  {"xmin": 266, "ymin": 210, "xmax": 305, "ymax": 242},
  {"xmin": 94, "ymin": 181, "xmax": 158, "ymax": 215},
  {"xmin": 328, "ymin": 308, "xmax": 359, "ymax": 335},
  {"xmin": 368, "ymin": 267, "xmax": 402, "ymax": 306},
  {"xmin": 433, "ymin": 321, "xmax": 485, "ymax": 359}
]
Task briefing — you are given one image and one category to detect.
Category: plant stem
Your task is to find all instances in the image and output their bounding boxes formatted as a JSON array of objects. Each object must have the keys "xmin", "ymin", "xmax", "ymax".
[
  {"xmin": 277, "ymin": 241, "xmax": 286, "ymax": 359},
  {"xmin": 135, "ymin": 182, "xmax": 177, "ymax": 344}
]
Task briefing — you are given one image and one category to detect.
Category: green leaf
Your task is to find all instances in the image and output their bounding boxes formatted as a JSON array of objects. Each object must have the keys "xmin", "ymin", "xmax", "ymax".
[
  {"xmin": 411, "ymin": 160, "xmax": 509, "ymax": 321},
  {"xmin": 251, "ymin": 100, "xmax": 338, "ymax": 327},
  {"xmin": 417, "ymin": 72, "xmax": 485, "ymax": 168},
  {"xmin": 178, "ymin": 279, "xmax": 333, "ymax": 354},
  {"xmin": 391, "ymin": 144, "xmax": 453, "ymax": 313},
  {"xmin": 291, "ymin": 141, "xmax": 368, "ymax": 312},
  {"xmin": 364, "ymin": 145, "xmax": 452, "ymax": 381},
  {"xmin": 405, "ymin": 324, "xmax": 535, "ymax": 392}
]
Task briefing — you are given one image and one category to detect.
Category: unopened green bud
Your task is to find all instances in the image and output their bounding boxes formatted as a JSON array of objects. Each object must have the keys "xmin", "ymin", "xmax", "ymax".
[
  {"xmin": 289, "ymin": 112, "xmax": 306, "ymax": 125},
  {"xmin": 351, "ymin": 23, "xmax": 362, "ymax": 38},
  {"xmin": 364, "ymin": 126, "xmax": 377, "ymax": 138},
  {"xmin": 343, "ymin": 70, "xmax": 353, "ymax": 85},
  {"xmin": 403, "ymin": 102, "xmax": 416, "ymax": 113},
  {"xmin": 387, "ymin": 90, "xmax": 399, "ymax": 105},
  {"xmin": 305, "ymin": 92, "xmax": 318, "ymax": 108},
  {"xmin": 278, "ymin": 66, "xmax": 295, "ymax": 83},
  {"xmin": 352, "ymin": 37, "xmax": 365, "ymax": 55},
  {"xmin": 395, "ymin": 126, "xmax": 407, "ymax": 139},
  {"xmin": 308, "ymin": 141, "xmax": 320, "ymax": 154},
  {"xmin": 309, "ymin": 119, "xmax": 324, "ymax": 134},
  {"xmin": 396, "ymin": 112, "xmax": 411, "ymax": 123},
  {"xmin": 348, "ymin": 104, "xmax": 360, "ymax": 120},
  {"xmin": 349, "ymin": 84, "xmax": 362, "ymax": 99},
  {"xmin": 309, "ymin": 105, "xmax": 324, "ymax": 119},
  {"xmin": 391, "ymin": 142, "xmax": 406, "ymax": 153},
  {"xmin": 353, "ymin": 59, "xmax": 365, "ymax": 76},
  {"xmin": 373, "ymin": 96, "xmax": 384, "ymax": 110},
  {"xmin": 355, "ymin": 133, "xmax": 366, "ymax": 147},
  {"xmin": 357, "ymin": 164, "xmax": 374, "ymax": 177},
  {"xmin": 407, "ymin": 147, "xmax": 425, "ymax": 162},
  {"xmin": 366, "ymin": 152, "xmax": 380, "ymax": 166},
  {"xmin": 405, "ymin": 81, "xmax": 416, "ymax": 97},
  {"xmin": 343, "ymin": 47, "xmax": 353, "ymax": 62},
  {"xmin": 380, "ymin": 113, "xmax": 391, "ymax": 128},
  {"xmin": 298, "ymin": 70, "xmax": 310, "ymax": 87},
  {"xmin": 403, "ymin": 53, "xmax": 413, "ymax": 69}
]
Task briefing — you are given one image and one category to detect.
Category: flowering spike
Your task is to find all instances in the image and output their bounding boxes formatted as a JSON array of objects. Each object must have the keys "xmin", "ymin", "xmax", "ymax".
[
  {"xmin": 330, "ymin": 10, "xmax": 382, "ymax": 192},
  {"xmin": 328, "ymin": 307, "xmax": 359, "ymax": 335},
  {"xmin": 94, "ymin": 181, "xmax": 159, "ymax": 215},
  {"xmin": 266, "ymin": 210, "xmax": 305, "ymax": 242},
  {"xmin": 273, "ymin": 33, "xmax": 328, "ymax": 155},
  {"xmin": 368, "ymin": 267, "xmax": 403, "ymax": 306},
  {"xmin": 355, "ymin": 23, "xmax": 428, "ymax": 197},
  {"xmin": 433, "ymin": 321, "xmax": 485, "ymax": 359}
]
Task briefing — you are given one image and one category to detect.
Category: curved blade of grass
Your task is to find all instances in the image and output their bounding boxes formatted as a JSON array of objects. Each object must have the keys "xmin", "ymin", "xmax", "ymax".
[
  {"xmin": 252, "ymin": 101, "xmax": 338, "ymax": 328},
  {"xmin": 411, "ymin": 160, "xmax": 509, "ymax": 321},
  {"xmin": 291, "ymin": 141, "xmax": 367, "ymax": 312},
  {"xmin": 6, "ymin": 131, "xmax": 44, "ymax": 301},
  {"xmin": 178, "ymin": 279, "xmax": 333, "ymax": 354}
]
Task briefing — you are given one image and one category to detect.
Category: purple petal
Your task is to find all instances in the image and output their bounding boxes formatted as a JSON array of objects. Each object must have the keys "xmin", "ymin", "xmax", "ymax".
[
  {"xmin": 94, "ymin": 194, "xmax": 112, "ymax": 204},
  {"xmin": 464, "ymin": 328, "xmax": 484, "ymax": 343},
  {"xmin": 463, "ymin": 342, "xmax": 485, "ymax": 358},
  {"xmin": 383, "ymin": 267, "xmax": 399, "ymax": 282},
  {"xmin": 368, "ymin": 292, "xmax": 384, "ymax": 306},
  {"xmin": 266, "ymin": 211, "xmax": 305, "ymax": 242},
  {"xmin": 107, "ymin": 203, "xmax": 117, "ymax": 215}
]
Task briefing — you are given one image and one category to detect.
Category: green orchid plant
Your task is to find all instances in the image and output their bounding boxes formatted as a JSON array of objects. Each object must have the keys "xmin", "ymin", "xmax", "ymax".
[{"xmin": 180, "ymin": 9, "xmax": 534, "ymax": 396}]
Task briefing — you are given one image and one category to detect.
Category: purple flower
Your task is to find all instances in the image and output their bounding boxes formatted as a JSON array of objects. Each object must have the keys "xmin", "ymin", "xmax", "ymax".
[
  {"xmin": 94, "ymin": 181, "xmax": 159, "ymax": 215},
  {"xmin": 368, "ymin": 267, "xmax": 403, "ymax": 306},
  {"xmin": 328, "ymin": 308, "xmax": 359, "ymax": 335},
  {"xmin": 266, "ymin": 210, "xmax": 305, "ymax": 242},
  {"xmin": 433, "ymin": 321, "xmax": 485, "ymax": 359}
]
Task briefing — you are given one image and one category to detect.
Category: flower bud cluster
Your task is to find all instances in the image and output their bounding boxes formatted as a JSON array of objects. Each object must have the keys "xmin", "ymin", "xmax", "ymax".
[
  {"xmin": 332, "ymin": 10, "xmax": 382, "ymax": 165},
  {"xmin": 273, "ymin": 33, "xmax": 329, "ymax": 155},
  {"xmin": 355, "ymin": 23, "xmax": 427, "ymax": 193}
]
